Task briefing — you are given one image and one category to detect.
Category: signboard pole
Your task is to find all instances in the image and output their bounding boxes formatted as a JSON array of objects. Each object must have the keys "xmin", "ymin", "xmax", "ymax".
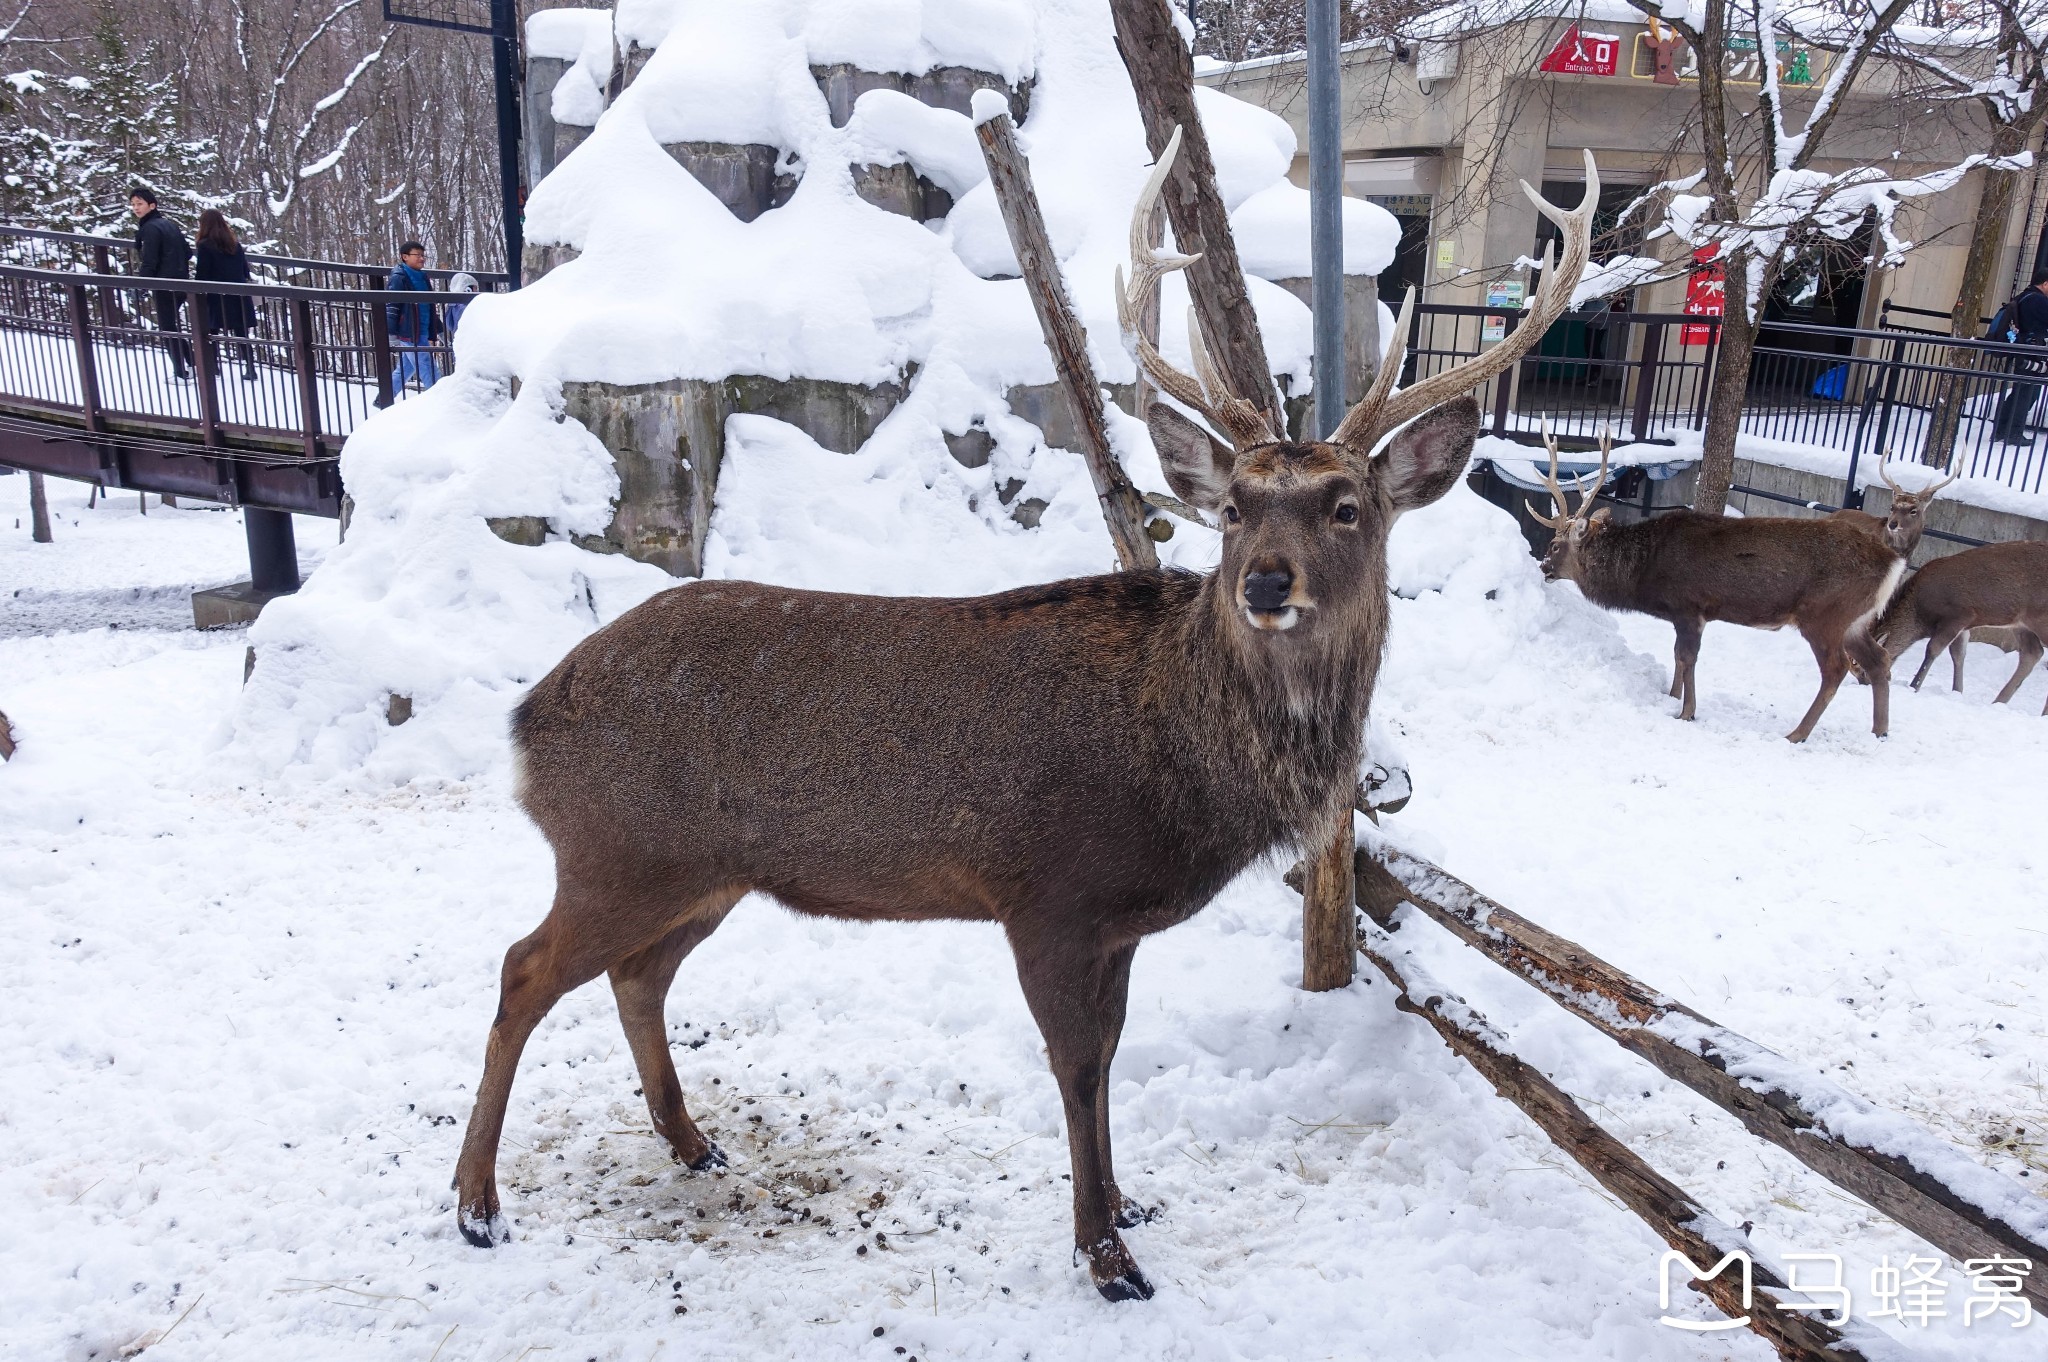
[{"xmin": 490, "ymin": 0, "xmax": 524, "ymax": 285}]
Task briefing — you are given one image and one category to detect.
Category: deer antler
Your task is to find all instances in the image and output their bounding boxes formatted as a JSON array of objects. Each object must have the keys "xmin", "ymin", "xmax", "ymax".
[
  {"xmin": 1881, "ymin": 450, "xmax": 1960, "ymax": 499},
  {"xmin": 1117, "ymin": 127, "xmax": 1280, "ymax": 450},
  {"xmin": 1332, "ymin": 151, "xmax": 1602, "ymax": 455},
  {"xmin": 1525, "ymin": 422, "xmax": 1610, "ymax": 530}
]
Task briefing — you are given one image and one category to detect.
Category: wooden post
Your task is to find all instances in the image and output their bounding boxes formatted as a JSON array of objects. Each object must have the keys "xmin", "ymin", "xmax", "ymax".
[
  {"xmin": 27, "ymin": 472, "xmax": 52, "ymax": 543},
  {"xmin": 1299, "ymin": 816, "xmax": 1355, "ymax": 991},
  {"xmin": 974, "ymin": 109, "xmax": 1157, "ymax": 572},
  {"xmin": 1109, "ymin": 0, "xmax": 1281, "ymax": 429},
  {"xmin": 1110, "ymin": 0, "xmax": 1355, "ymax": 990},
  {"xmin": 1359, "ymin": 924, "xmax": 1886, "ymax": 1362},
  {"xmin": 1363, "ymin": 843, "xmax": 2048, "ymax": 1310}
]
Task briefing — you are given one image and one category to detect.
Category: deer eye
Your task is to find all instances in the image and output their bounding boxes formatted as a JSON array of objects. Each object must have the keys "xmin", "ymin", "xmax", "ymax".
[
  {"xmin": 1333, "ymin": 504, "xmax": 1358, "ymax": 525},
  {"xmin": 1222, "ymin": 505, "xmax": 1241, "ymax": 525}
]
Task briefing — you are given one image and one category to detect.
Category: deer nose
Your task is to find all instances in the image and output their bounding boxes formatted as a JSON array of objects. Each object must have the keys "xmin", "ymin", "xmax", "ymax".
[{"xmin": 1243, "ymin": 568, "xmax": 1294, "ymax": 612}]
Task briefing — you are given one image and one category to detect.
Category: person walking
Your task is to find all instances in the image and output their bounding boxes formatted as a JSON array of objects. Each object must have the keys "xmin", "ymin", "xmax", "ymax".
[
  {"xmin": 446, "ymin": 271, "xmax": 479, "ymax": 340},
  {"xmin": 1992, "ymin": 268, "xmax": 2048, "ymax": 447},
  {"xmin": 384, "ymin": 241, "xmax": 443, "ymax": 393},
  {"xmin": 194, "ymin": 209, "xmax": 259, "ymax": 382},
  {"xmin": 130, "ymin": 186, "xmax": 194, "ymax": 381}
]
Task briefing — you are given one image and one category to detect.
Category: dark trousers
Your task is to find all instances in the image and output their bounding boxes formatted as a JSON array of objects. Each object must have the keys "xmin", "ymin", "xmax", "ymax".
[
  {"xmin": 152, "ymin": 291, "xmax": 195, "ymax": 375},
  {"xmin": 1994, "ymin": 354, "xmax": 2042, "ymax": 444}
]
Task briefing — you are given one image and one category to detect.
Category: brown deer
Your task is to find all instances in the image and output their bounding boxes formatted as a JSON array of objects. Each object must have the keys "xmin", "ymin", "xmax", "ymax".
[
  {"xmin": 1875, "ymin": 540, "xmax": 2048, "ymax": 711},
  {"xmin": 1827, "ymin": 453, "xmax": 1958, "ymax": 557},
  {"xmin": 453, "ymin": 131, "xmax": 1601, "ymax": 1301},
  {"xmin": 1530, "ymin": 434, "xmax": 1905, "ymax": 741}
]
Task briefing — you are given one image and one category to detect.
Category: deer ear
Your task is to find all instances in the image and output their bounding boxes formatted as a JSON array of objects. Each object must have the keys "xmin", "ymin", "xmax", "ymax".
[
  {"xmin": 1369, "ymin": 396, "xmax": 1480, "ymax": 513},
  {"xmin": 1148, "ymin": 404, "xmax": 1235, "ymax": 513},
  {"xmin": 1589, "ymin": 506, "xmax": 1612, "ymax": 525}
]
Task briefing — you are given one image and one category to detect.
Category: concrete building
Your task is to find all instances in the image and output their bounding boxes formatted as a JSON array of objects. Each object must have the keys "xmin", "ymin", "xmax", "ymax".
[{"xmin": 1199, "ymin": 16, "xmax": 2039, "ymax": 331}]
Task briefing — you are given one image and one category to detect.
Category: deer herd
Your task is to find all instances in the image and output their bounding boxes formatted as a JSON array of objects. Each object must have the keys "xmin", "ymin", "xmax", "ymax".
[
  {"xmin": 451, "ymin": 138, "xmax": 2045, "ymax": 1303},
  {"xmin": 1531, "ymin": 437, "xmax": 2048, "ymax": 739}
]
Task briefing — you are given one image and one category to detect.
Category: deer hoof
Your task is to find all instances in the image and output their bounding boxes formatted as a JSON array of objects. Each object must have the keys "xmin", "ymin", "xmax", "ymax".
[
  {"xmin": 1096, "ymin": 1266, "xmax": 1155, "ymax": 1303},
  {"xmin": 457, "ymin": 1206, "xmax": 509, "ymax": 1247},
  {"xmin": 687, "ymin": 1143, "xmax": 728, "ymax": 1172}
]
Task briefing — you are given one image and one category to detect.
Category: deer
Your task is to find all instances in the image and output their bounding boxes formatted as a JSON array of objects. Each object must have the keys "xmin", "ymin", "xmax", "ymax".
[
  {"xmin": 1875, "ymin": 540, "xmax": 2048, "ymax": 711},
  {"xmin": 453, "ymin": 130, "xmax": 1600, "ymax": 1302},
  {"xmin": 1530, "ymin": 432, "xmax": 1906, "ymax": 742},
  {"xmin": 1827, "ymin": 453, "xmax": 1958, "ymax": 557}
]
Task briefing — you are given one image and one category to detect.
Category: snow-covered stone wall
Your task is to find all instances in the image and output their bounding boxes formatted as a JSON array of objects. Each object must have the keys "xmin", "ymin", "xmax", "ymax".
[{"xmin": 227, "ymin": 0, "xmax": 1406, "ymax": 781}]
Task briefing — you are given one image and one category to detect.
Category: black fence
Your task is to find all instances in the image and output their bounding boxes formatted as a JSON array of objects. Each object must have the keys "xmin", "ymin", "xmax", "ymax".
[{"xmin": 1414, "ymin": 301, "xmax": 2048, "ymax": 531}]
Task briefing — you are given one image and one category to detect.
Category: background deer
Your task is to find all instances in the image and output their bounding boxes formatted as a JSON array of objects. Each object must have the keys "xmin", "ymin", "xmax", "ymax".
[
  {"xmin": 1876, "ymin": 540, "xmax": 2048, "ymax": 710},
  {"xmin": 453, "ymin": 133, "xmax": 1600, "ymax": 1301},
  {"xmin": 1531, "ymin": 435, "xmax": 1905, "ymax": 741},
  {"xmin": 1827, "ymin": 454, "xmax": 1957, "ymax": 557}
]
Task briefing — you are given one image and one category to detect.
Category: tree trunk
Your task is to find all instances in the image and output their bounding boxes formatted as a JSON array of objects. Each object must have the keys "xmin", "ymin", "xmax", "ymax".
[
  {"xmin": 28, "ymin": 472, "xmax": 52, "ymax": 543},
  {"xmin": 975, "ymin": 111, "xmax": 1158, "ymax": 571},
  {"xmin": 1109, "ymin": 0, "xmax": 1282, "ymax": 427},
  {"xmin": 1925, "ymin": 118, "xmax": 2040, "ymax": 471},
  {"xmin": 1692, "ymin": 295, "xmax": 1759, "ymax": 515},
  {"xmin": 1299, "ymin": 812, "xmax": 1355, "ymax": 991}
]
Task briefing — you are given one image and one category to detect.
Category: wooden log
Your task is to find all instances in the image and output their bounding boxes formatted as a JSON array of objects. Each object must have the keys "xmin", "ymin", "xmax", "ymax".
[
  {"xmin": 1108, "ymin": 0, "xmax": 1281, "ymax": 427},
  {"xmin": 973, "ymin": 109, "xmax": 1157, "ymax": 572},
  {"xmin": 1362, "ymin": 842, "xmax": 2048, "ymax": 1311},
  {"xmin": 1358, "ymin": 924, "xmax": 1903, "ymax": 1362}
]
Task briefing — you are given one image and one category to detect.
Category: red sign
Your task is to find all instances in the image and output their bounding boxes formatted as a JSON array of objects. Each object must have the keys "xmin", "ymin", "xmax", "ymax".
[
  {"xmin": 1682, "ymin": 245, "xmax": 1724, "ymax": 346},
  {"xmin": 1539, "ymin": 24, "xmax": 1619, "ymax": 77}
]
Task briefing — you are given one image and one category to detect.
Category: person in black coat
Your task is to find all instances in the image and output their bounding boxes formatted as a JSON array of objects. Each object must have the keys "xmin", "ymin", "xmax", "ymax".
[
  {"xmin": 194, "ymin": 209, "xmax": 258, "ymax": 381},
  {"xmin": 1993, "ymin": 269, "xmax": 2048, "ymax": 446},
  {"xmin": 129, "ymin": 185, "xmax": 194, "ymax": 379}
]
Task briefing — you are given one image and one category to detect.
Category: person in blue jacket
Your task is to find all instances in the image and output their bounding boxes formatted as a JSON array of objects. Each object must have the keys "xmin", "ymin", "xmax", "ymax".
[{"xmin": 384, "ymin": 241, "xmax": 443, "ymax": 393}]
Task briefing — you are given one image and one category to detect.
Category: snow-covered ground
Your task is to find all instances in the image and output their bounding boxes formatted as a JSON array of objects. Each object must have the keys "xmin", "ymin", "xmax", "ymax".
[{"xmin": 4, "ymin": 468, "xmax": 2043, "ymax": 1362}]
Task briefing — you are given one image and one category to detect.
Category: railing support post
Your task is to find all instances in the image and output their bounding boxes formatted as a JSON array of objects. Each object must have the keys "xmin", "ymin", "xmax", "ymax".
[
  {"xmin": 1630, "ymin": 322, "xmax": 1663, "ymax": 442},
  {"xmin": 187, "ymin": 288, "xmax": 223, "ymax": 449},
  {"xmin": 289, "ymin": 295, "xmax": 325, "ymax": 460},
  {"xmin": 1491, "ymin": 311, "xmax": 1518, "ymax": 436},
  {"xmin": 370, "ymin": 293, "xmax": 395, "ymax": 409},
  {"xmin": 65, "ymin": 282, "xmax": 105, "ymax": 435},
  {"xmin": 1848, "ymin": 333, "xmax": 1909, "ymax": 512}
]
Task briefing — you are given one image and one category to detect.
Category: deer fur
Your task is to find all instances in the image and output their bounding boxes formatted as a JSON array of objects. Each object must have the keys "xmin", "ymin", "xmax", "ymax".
[
  {"xmin": 1540, "ymin": 510, "xmax": 1905, "ymax": 741},
  {"xmin": 1876, "ymin": 540, "xmax": 2048, "ymax": 711},
  {"xmin": 453, "ymin": 399, "xmax": 1482, "ymax": 1301}
]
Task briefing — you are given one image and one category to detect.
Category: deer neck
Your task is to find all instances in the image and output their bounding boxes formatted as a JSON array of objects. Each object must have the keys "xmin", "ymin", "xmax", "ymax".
[{"xmin": 1144, "ymin": 571, "xmax": 1382, "ymax": 842}]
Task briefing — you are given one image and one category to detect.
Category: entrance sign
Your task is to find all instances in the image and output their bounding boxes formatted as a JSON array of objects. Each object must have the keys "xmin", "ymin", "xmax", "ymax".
[
  {"xmin": 1539, "ymin": 24, "xmax": 1620, "ymax": 77},
  {"xmin": 1631, "ymin": 22, "xmax": 1820, "ymax": 87},
  {"xmin": 1682, "ymin": 244, "xmax": 1724, "ymax": 346}
]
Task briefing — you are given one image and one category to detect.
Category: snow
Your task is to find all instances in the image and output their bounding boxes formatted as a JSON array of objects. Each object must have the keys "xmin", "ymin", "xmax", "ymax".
[
  {"xmin": 7, "ymin": 449, "xmax": 2048, "ymax": 1361},
  {"xmin": 1231, "ymin": 180, "xmax": 1400, "ymax": 281},
  {"xmin": 6, "ymin": 1, "xmax": 2048, "ymax": 1355},
  {"xmin": 525, "ymin": 8, "xmax": 617, "ymax": 128}
]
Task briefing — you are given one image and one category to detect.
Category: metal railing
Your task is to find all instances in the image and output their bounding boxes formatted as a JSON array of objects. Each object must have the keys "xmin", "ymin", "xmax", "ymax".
[
  {"xmin": 1415, "ymin": 302, "xmax": 2047, "ymax": 535},
  {"xmin": 0, "ymin": 224, "xmax": 511, "ymax": 293},
  {"xmin": 0, "ymin": 257, "xmax": 472, "ymax": 512}
]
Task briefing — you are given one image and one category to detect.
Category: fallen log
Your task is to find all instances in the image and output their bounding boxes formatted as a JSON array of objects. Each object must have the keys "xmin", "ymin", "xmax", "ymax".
[
  {"xmin": 1359, "ymin": 842, "xmax": 2048, "ymax": 1312},
  {"xmin": 973, "ymin": 104, "xmax": 1156, "ymax": 573},
  {"xmin": 1358, "ymin": 921, "xmax": 1908, "ymax": 1361}
]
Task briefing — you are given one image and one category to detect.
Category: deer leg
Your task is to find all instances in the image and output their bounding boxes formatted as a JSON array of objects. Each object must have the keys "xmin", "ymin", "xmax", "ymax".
[
  {"xmin": 1994, "ymin": 629, "xmax": 2044, "ymax": 705},
  {"xmin": 454, "ymin": 904, "xmax": 614, "ymax": 1246},
  {"xmin": 1911, "ymin": 627, "xmax": 1964, "ymax": 690},
  {"xmin": 1787, "ymin": 632, "xmax": 1850, "ymax": 743},
  {"xmin": 1846, "ymin": 629, "xmax": 1890, "ymax": 739},
  {"xmin": 1671, "ymin": 619, "xmax": 1703, "ymax": 720},
  {"xmin": 1012, "ymin": 936, "xmax": 1152, "ymax": 1303},
  {"xmin": 609, "ymin": 891, "xmax": 743, "ymax": 1171},
  {"xmin": 1090, "ymin": 943, "xmax": 1155, "ymax": 1229},
  {"xmin": 1948, "ymin": 635, "xmax": 1968, "ymax": 693}
]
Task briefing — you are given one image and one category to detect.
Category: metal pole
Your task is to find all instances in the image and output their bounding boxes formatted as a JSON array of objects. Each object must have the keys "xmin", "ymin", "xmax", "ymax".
[
  {"xmin": 491, "ymin": 0, "xmax": 525, "ymax": 286},
  {"xmin": 1307, "ymin": 0, "xmax": 1345, "ymax": 438}
]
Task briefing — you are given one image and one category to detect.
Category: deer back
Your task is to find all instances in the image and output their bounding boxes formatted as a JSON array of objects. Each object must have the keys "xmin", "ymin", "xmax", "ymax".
[{"xmin": 1881, "ymin": 541, "xmax": 2048, "ymax": 641}]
